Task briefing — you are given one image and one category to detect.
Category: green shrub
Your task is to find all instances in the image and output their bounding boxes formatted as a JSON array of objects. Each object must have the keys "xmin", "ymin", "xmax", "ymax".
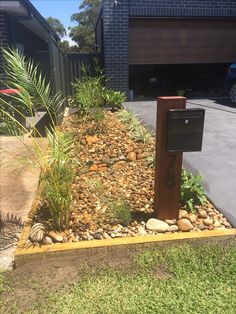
[
  {"xmin": 104, "ymin": 90, "xmax": 126, "ymax": 110},
  {"xmin": 72, "ymin": 67, "xmax": 105, "ymax": 115},
  {"xmin": 180, "ymin": 169, "xmax": 207, "ymax": 212},
  {"xmin": 109, "ymin": 200, "xmax": 132, "ymax": 227}
]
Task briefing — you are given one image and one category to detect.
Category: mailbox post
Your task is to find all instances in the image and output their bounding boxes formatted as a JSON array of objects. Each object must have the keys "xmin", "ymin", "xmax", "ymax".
[{"xmin": 154, "ymin": 96, "xmax": 205, "ymax": 221}]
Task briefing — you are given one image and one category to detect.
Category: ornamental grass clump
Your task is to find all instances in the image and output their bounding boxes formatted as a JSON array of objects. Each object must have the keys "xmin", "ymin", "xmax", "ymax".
[
  {"xmin": 0, "ymin": 48, "xmax": 74, "ymax": 231},
  {"xmin": 117, "ymin": 109, "xmax": 152, "ymax": 144}
]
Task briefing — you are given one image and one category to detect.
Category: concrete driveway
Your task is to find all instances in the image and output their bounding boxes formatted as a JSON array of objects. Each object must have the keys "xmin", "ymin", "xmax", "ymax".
[{"xmin": 124, "ymin": 98, "xmax": 236, "ymax": 226}]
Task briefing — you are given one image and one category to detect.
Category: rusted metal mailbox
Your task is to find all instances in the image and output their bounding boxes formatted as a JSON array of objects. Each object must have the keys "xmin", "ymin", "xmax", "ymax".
[{"xmin": 167, "ymin": 108, "xmax": 205, "ymax": 152}]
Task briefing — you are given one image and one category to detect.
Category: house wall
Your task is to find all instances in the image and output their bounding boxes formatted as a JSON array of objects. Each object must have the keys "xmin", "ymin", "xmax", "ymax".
[
  {"xmin": 102, "ymin": 0, "xmax": 129, "ymax": 92},
  {"xmin": 13, "ymin": 21, "xmax": 48, "ymax": 57},
  {"xmin": 99, "ymin": 0, "xmax": 236, "ymax": 93}
]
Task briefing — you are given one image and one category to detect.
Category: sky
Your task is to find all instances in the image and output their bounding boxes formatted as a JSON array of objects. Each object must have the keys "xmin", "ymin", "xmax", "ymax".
[{"xmin": 30, "ymin": 0, "xmax": 84, "ymax": 44}]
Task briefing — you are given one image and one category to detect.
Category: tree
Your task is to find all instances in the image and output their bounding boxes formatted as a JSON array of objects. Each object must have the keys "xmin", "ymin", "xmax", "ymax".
[
  {"xmin": 46, "ymin": 17, "xmax": 66, "ymax": 39},
  {"xmin": 69, "ymin": 0, "xmax": 100, "ymax": 52},
  {"xmin": 59, "ymin": 40, "xmax": 80, "ymax": 53}
]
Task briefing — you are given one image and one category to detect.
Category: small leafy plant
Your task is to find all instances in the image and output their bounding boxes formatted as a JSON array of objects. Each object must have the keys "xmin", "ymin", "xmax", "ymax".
[
  {"xmin": 180, "ymin": 169, "xmax": 207, "ymax": 212},
  {"xmin": 104, "ymin": 89, "xmax": 126, "ymax": 111}
]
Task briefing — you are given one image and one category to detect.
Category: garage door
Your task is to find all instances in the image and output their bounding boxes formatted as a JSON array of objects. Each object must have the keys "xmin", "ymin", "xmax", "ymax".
[{"xmin": 129, "ymin": 18, "xmax": 236, "ymax": 64}]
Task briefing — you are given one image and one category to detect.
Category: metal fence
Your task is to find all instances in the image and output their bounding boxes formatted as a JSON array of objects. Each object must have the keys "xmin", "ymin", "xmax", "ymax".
[{"xmin": 64, "ymin": 53, "xmax": 101, "ymax": 96}]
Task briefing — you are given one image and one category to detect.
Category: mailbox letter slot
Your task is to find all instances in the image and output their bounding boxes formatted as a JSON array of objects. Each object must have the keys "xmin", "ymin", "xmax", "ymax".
[{"xmin": 167, "ymin": 108, "xmax": 205, "ymax": 152}]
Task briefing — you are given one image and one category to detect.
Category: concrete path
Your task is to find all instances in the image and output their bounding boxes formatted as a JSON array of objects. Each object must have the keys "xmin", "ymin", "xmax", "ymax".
[
  {"xmin": 124, "ymin": 98, "xmax": 236, "ymax": 226},
  {"xmin": 0, "ymin": 136, "xmax": 40, "ymax": 223},
  {"xmin": 0, "ymin": 136, "xmax": 41, "ymax": 270}
]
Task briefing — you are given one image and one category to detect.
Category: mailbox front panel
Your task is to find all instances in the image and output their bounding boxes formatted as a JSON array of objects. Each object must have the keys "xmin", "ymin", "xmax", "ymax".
[{"xmin": 167, "ymin": 109, "xmax": 205, "ymax": 152}]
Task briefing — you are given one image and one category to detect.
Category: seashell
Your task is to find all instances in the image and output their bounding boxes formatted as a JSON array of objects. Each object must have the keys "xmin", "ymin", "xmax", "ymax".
[{"xmin": 29, "ymin": 223, "xmax": 46, "ymax": 243}]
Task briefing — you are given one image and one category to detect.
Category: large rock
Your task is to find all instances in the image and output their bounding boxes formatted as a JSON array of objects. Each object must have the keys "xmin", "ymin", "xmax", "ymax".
[
  {"xmin": 203, "ymin": 218, "xmax": 214, "ymax": 226},
  {"xmin": 167, "ymin": 225, "xmax": 179, "ymax": 232},
  {"xmin": 189, "ymin": 213, "xmax": 197, "ymax": 224},
  {"xmin": 198, "ymin": 210, "xmax": 208, "ymax": 218},
  {"xmin": 177, "ymin": 219, "xmax": 193, "ymax": 232},
  {"xmin": 146, "ymin": 219, "xmax": 169, "ymax": 233},
  {"xmin": 179, "ymin": 209, "xmax": 189, "ymax": 219},
  {"xmin": 48, "ymin": 230, "xmax": 64, "ymax": 242}
]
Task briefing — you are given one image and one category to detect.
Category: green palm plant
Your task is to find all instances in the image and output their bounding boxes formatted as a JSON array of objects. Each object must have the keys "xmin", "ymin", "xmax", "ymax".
[
  {"xmin": 2, "ymin": 48, "xmax": 64, "ymax": 124},
  {"xmin": 0, "ymin": 48, "xmax": 73, "ymax": 231}
]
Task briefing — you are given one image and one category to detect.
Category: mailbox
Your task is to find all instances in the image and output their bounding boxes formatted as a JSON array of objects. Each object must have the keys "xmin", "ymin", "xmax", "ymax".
[{"xmin": 167, "ymin": 108, "xmax": 205, "ymax": 152}]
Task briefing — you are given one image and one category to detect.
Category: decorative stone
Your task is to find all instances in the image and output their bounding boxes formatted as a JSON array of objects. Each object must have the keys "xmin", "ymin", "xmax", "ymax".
[
  {"xmin": 208, "ymin": 211, "xmax": 217, "ymax": 217},
  {"xmin": 42, "ymin": 236, "xmax": 53, "ymax": 245},
  {"xmin": 146, "ymin": 219, "xmax": 169, "ymax": 233},
  {"xmin": 198, "ymin": 210, "xmax": 208, "ymax": 218},
  {"xmin": 48, "ymin": 231, "xmax": 64, "ymax": 242},
  {"xmin": 213, "ymin": 221, "xmax": 221, "ymax": 228},
  {"xmin": 29, "ymin": 223, "xmax": 46, "ymax": 243},
  {"xmin": 137, "ymin": 226, "xmax": 147, "ymax": 236},
  {"xmin": 127, "ymin": 152, "xmax": 137, "ymax": 161},
  {"xmin": 103, "ymin": 232, "xmax": 111, "ymax": 239},
  {"xmin": 203, "ymin": 218, "xmax": 214, "ymax": 226},
  {"xmin": 102, "ymin": 158, "xmax": 112, "ymax": 165},
  {"xmin": 89, "ymin": 164, "xmax": 98, "ymax": 171},
  {"xmin": 165, "ymin": 219, "xmax": 176, "ymax": 225},
  {"xmin": 119, "ymin": 155, "xmax": 126, "ymax": 161},
  {"xmin": 222, "ymin": 220, "xmax": 231, "ymax": 228},
  {"xmin": 188, "ymin": 214, "xmax": 197, "ymax": 223},
  {"xmin": 179, "ymin": 209, "xmax": 189, "ymax": 219},
  {"xmin": 167, "ymin": 225, "xmax": 179, "ymax": 232},
  {"xmin": 86, "ymin": 136, "xmax": 99, "ymax": 144},
  {"xmin": 177, "ymin": 219, "xmax": 193, "ymax": 232},
  {"xmin": 197, "ymin": 223, "xmax": 206, "ymax": 230}
]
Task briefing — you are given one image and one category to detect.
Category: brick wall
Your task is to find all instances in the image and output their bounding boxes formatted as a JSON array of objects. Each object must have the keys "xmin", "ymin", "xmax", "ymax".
[
  {"xmin": 129, "ymin": 0, "xmax": 236, "ymax": 17},
  {"xmin": 102, "ymin": 0, "xmax": 129, "ymax": 93},
  {"xmin": 99, "ymin": 0, "xmax": 236, "ymax": 93},
  {"xmin": 0, "ymin": 11, "xmax": 11, "ymax": 87}
]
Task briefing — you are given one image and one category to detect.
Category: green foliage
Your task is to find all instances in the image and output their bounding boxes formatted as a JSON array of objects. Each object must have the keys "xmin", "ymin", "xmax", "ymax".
[
  {"xmin": 72, "ymin": 66, "xmax": 105, "ymax": 115},
  {"xmin": 104, "ymin": 90, "xmax": 126, "ymax": 110},
  {"xmin": 117, "ymin": 109, "xmax": 153, "ymax": 144},
  {"xmin": 180, "ymin": 169, "xmax": 207, "ymax": 212},
  {"xmin": 1, "ymin": 48, "xmax": 64, "ymax": 125},
  {"xmin": 0, "ymin": 49, "xmax": 74, "ymax": 231},
  {"xmin": 108, "ymin": 200, "xmax": 132, "ymax": 227},
  {"xmin": 69, "ymin": 0, "xmax": 100, "ymax": 52},
  {"xmin": 46, "ymin": 17, "xmax": 66, "ymax": 38},
  {"xmin": 41, "ymin": 158, "xmax": 74, "ymax": 231}
]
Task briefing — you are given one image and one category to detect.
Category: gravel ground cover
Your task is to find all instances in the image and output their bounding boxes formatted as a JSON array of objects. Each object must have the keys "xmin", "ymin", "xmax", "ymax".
[{"xmin": 27, "ymin": 110, "xmax": 232, "ymax": 245}]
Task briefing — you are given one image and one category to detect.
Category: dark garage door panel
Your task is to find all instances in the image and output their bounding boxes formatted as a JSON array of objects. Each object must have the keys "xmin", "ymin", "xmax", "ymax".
[{"xmin": 129, "ymin": 19, "xmax": 236, "ymax": 64}]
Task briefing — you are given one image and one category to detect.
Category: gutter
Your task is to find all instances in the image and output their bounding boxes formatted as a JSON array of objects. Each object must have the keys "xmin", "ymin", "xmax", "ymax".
[{"xmin": 20, "ymin": 0, "xmax": 60, "ymax": 41}]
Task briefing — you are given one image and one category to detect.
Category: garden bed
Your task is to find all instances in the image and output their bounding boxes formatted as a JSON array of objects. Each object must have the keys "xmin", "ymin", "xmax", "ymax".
[{"xmin": 17, "ymin": 109, "xmax": 234, "ymax": 250}]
